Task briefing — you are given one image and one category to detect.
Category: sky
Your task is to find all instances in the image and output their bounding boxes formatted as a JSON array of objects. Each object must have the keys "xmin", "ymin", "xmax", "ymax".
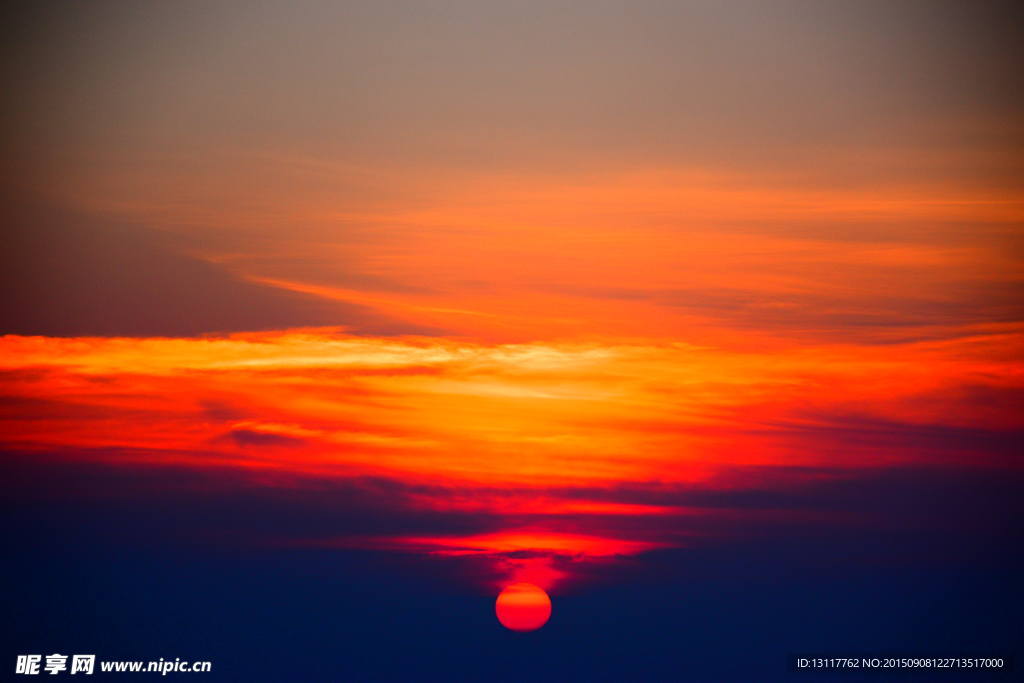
[{"xmin": 3, "ymin": 1, "xmax": 1023, "ymax": 680}]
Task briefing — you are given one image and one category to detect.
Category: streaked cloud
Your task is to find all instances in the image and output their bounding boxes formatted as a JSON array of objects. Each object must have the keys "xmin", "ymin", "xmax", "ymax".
[{"xmin": 2, "ymin": 328, "xmax": 1020, "ymax": 585}]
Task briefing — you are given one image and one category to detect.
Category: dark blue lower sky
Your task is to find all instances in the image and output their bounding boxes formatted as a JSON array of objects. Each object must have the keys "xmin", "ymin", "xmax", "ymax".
[{"xmin": 5, "ymin": 455, "xmax": 1021, "ymax": 681}]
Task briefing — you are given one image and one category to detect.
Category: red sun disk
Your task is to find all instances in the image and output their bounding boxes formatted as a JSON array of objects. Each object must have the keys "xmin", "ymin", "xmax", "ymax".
[{"xmin": 495, "ymin": 582, "xmax": 552, "ymax": 632}]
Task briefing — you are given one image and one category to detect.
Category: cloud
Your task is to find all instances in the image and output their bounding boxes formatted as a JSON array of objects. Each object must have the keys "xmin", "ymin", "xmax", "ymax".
[
  {"xmin": 1, "ymin": 328, "xmax": 1021, "ymax": 587},
  {"xmin": 227, "ymin": 428, "xmax": 307, "ymax": 448},
  {"xmin": 0, "ymin": 198, "xmax": 436, "ymax": 337},
  {"xmin": 554, "ymin": 274, "xmax": 1024, "ymax": 345},
  {"xmin": 5, "ymin": 447, "xmax": 1021, "ymax": 593}
]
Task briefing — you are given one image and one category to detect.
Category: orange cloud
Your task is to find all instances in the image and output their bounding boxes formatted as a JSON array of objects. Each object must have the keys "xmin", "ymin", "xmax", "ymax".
[
  {"xmin": 66, "ymin": 164, "xmax": 1024, "ymax": 346},
  {"xmin": 3, "ymin": 329, "xmax": 1020, "ymax": 479}
]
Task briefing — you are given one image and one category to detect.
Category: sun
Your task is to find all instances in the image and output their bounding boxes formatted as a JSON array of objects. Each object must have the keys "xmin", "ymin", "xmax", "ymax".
[{"xmin": 495, "ymin": 582, "xmax": 552, "ymax": 632}]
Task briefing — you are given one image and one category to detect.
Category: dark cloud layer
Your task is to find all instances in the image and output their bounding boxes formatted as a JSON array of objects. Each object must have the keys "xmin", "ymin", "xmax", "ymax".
[{"xmin": 5, "ymin": 449, "xmax": 1020, "ymax": 562}]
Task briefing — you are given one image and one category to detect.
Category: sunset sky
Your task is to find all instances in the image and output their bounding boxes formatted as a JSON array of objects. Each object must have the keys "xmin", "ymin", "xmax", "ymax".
[{"xmin": 4, "ymin": 1, "xmax": 1023, "ymax": 680}]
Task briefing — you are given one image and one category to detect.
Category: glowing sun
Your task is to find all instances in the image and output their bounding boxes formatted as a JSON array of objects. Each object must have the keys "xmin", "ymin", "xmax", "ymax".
[{"xmin": 495, "ymin": 582, "xmax": 552, "ymax": 632}]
